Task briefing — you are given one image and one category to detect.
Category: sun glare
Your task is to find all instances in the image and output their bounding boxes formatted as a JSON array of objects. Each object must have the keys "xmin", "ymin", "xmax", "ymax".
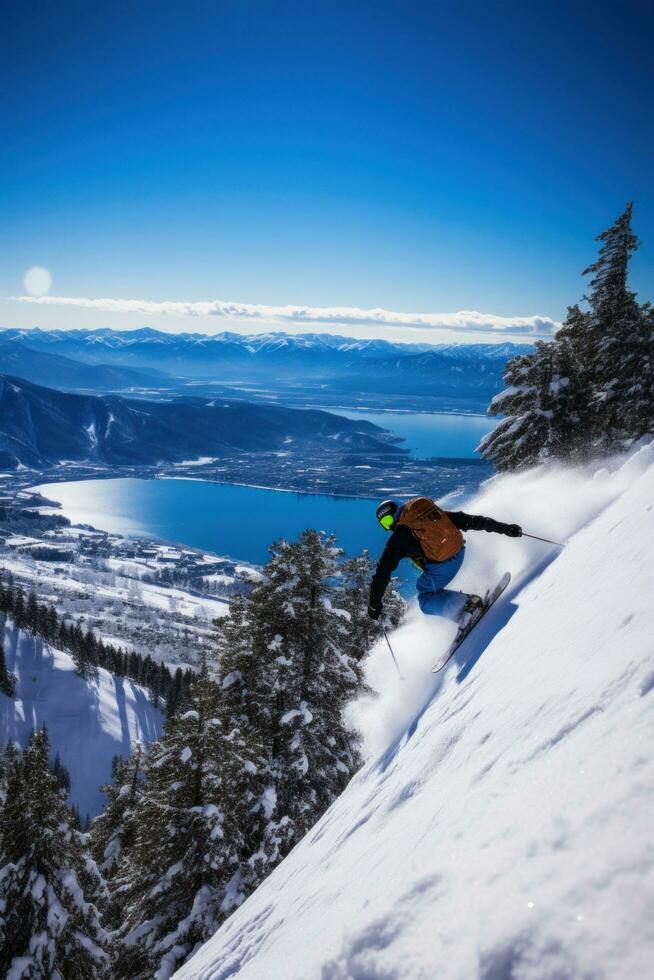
[{"xmin": 23, "ymin": 265, "xmax": 52, "ymax": 297}]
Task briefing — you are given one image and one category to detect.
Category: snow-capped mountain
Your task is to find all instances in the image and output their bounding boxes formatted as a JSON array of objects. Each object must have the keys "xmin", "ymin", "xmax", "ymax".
[
  {"xmin": 0, "ymin": 617, "xmax": 162, "ymax": 818},
  {"xmin": 0, "ymin": 374, "xmax": 391, "ymax": 469},
  {"xmin": 174, "ymin": 441, "xmax": 654, "ymax": 979},
  {"xmin": 0, "ymin": 327, "xmax": 433, "ymax": 363},
  {"xmin": 0, "ymin": 328, "xmax": 531, "ymax": 408}
]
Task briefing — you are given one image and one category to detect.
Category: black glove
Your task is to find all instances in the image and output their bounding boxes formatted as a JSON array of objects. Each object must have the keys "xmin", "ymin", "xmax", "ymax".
[
  {"xmin": 367, "ymin": 602, "xmax": 382, "ymax": 621},
  {"xmin": 505, "ymin": 524, "xmax": 522, "ymax": 538}
]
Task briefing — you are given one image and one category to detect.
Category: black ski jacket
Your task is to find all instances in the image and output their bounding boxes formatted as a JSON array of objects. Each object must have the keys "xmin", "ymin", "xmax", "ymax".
[{"xmin": 369, "ymin": 510, "xmax": 516, "ymax": 610}]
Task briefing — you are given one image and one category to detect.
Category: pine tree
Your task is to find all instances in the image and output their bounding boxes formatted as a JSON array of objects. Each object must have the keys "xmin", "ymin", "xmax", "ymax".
[
  {"xmin": 280, "ymin": 531, "xmax": 366, "ymax": 823},
  {"xmin": 12, "ymin": 587, "xmax": 26, "ymax": 630},
  {"xmin": 0, "ymin": 630, "xmax": 17, "ymax": 697},
  {"xmin": 72, "ymin": 627, "xmax": 99, "ymax": 682},
  {"xmin": 481, "ymin": 205, "xmax": 653, "ymax": 469},
  {"xmin": 213, "ymin": 594, "xmax": 268, "ymax": 739},
  {"xmin": 25, "ymin": 590, "xmax": 39, "ymax": 634},
  {"xmin": 69, "ymin": 802, "xmax": 82, "ymax": 830},
  {"xmin": 165, "ymin": 667, "xmax": 185, "ymax": 719},
  {"xmin": 480, "ymin": 342, "xmax": 559, "ymax": 470},
  {"xmin": 37, "ymin": 601, "xmax": 58, "ymax": 643},
  {"xmin": 113, "ymin": 662, "xmax": 262, "ymax": 980},
  {"xmin": 51, "ymin": 750, "xmax": 71, "ymax": 794},
  {"xmin": 213, "ymin": 592, "xmax": 292, "ymax": 871},
  {"xmin": 581, "ymin": 202, "xmax": 649, "ymax": 445},
  {"xmin": 0, "ymin": 572, "xmax": 13, "ymax": 616},
  {"xmin": 550, "ymin": 303, "xmax": 596, "ymax": 455},
  {"xmin": 640, "ymin": 303, "xmax": 654, "ymax": 433},
  {"xmin": 0, "ymin": 729, "xmax": 109, "ymax": 978},
  {"xmin": 0, "ymin": 742, "xmax": 19, "ymax": 810},
  {"xmin": 231, "ymin": 531, "xmax": 369, "ymax": 862},
  {"xmin": 89, "ymin": 747, "xmax": 144, "ymax": 884}
]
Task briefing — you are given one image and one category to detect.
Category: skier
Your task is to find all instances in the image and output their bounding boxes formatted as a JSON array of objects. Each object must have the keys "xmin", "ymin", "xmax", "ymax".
[{"xmin": 368, "ymin": 497, "xmax": 522, "ymax": 624}]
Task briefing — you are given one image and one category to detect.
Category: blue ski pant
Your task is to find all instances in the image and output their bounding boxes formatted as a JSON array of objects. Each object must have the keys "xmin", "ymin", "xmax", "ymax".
[{"xmin": 416, "ymin": 547, "xmax": 466, "ymax": 621}]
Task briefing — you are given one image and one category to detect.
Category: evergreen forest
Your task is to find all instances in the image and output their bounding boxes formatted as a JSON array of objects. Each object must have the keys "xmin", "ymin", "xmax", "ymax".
[{"xmin": 0, "ymin": 535, "xmax": 403, "ymax": 978}]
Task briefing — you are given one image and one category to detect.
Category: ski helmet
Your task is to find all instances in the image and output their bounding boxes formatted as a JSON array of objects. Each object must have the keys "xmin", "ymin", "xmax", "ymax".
[{"xmin": 376, "ymin": 499, "xmax": 399, "ymax": 531}]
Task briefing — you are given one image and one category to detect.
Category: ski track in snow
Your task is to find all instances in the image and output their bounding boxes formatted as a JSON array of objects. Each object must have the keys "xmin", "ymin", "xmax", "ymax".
[
  {"xmin": 0, "ymin": 621, "xmax": 163, "ymax": 817},
  {"xmin": 175, "ymin": 441, "xmax": 654, "ymax": 980}
]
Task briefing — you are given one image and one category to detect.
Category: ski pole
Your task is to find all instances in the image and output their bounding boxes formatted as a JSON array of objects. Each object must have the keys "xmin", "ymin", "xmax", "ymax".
[
  {"xmin": 382, "ymin": 625, "xmax": 404, "ymax": 680},
  {"xmin": 522, "ymin": 531, "xmax": 564, "ymax": 547}
]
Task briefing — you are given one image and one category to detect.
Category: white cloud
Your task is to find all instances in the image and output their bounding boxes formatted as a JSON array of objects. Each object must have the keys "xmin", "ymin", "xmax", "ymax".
[{"xmin": 11, "ymin": 293, "xmax": 558, "ymax": 337}]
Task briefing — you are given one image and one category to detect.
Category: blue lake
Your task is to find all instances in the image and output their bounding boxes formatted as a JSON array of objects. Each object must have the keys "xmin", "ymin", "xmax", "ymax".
[
  {"xmin": 34, "ymin": 478, "xmax": 390, "ymax": 569},
  {"xmin": 32, "ymin": 413, "xmax": 494, "ymax": 583},
  {"xmin": 332, "ymin": 409, "xmax": 496, "ymax": 459}
]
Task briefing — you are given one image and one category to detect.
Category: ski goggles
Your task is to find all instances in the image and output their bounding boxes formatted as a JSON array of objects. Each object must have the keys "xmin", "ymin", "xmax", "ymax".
[{"xmin": 378, "ymin": 513, "xmax": 395, "ymax": 531}]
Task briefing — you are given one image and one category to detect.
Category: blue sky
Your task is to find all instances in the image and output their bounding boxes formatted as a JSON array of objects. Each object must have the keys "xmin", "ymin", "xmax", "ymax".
[{"xmin": 1, "ymin": 0, "xmax": 652, "ymax": 343}]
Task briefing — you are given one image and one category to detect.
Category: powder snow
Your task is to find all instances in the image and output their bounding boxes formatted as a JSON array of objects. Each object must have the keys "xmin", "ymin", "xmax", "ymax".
[{"xmin": 174, "ymin": 441, "xmax": 654, "ymax": 980}]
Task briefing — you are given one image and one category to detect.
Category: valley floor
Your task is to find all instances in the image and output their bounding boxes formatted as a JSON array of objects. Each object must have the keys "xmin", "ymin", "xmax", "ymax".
[{"xmin": 0, "ymin": 446, "xmax": 492, "ymax": 500}]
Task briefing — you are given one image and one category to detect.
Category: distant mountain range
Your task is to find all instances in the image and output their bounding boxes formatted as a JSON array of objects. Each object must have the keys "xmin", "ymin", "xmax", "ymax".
[
  {"xmin": 0, "ymin": 374, "xmax": 394, "ymax": 470},
  {"xmin": 0, "ymin": 327, "xmax": 434, "ymax": 373},
  {"xmin": 0, "ymin": 341, "xmax": 172, "ymax": 392},
  {"xmin": 0, "ymin": 328, "xmax": 530, "ymax": 410}
]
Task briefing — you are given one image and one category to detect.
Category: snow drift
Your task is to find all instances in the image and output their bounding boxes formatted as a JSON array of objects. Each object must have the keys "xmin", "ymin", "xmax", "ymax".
[
  {"xmin": 175, "ymin": 441, "xmax": 654, "ymax": 980},
  {"xmin": 0, "ymin": 619, "xmax": 162, "ymax": 818}
]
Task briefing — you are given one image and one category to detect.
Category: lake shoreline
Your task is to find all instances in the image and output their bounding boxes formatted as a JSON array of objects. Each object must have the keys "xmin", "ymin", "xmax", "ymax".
[
  {"xmin": 155, "ymin": 475, "xmax": 381, "ymax": 500},
  {"xmin": 25, "ymin": 478, "xmax": 399, "ymax": 571},
  {"xmin": 1, "ymin": 406, "xmax": 495, "ymax": 502},
  {"xmin": 2, "ymin": 412, "xmax": 495, "ymax": 579},
  {"xmin": 309, "ymin": 405, "xmax": 491, "ymax": 419},
  {"xmin": 3, "ymin": 448, "xmax": 492, "ymax": 503}
]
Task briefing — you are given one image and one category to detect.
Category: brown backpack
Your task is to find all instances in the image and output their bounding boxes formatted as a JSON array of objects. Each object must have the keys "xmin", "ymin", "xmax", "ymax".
[{"xmin": 396, "ymin": 496, "xmax": 464, "ymax": 562}]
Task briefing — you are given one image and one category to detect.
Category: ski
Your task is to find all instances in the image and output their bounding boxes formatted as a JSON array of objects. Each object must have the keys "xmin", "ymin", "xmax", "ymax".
[{"xmin": 431, "ymin": 572, "xmax": 511, "ymax": 673}]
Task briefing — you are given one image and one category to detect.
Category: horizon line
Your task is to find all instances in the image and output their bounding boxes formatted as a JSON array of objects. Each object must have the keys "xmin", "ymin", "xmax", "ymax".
[{"xmin": 9, "ymin": 294, "xmax": 558, "ymax": 339}]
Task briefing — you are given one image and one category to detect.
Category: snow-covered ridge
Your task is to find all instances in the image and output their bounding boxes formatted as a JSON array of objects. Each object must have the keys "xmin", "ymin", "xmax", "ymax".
[
  {"xmin": 175, "ymin": 442, "xmax": 654, "ymax": 979},
  {"xmin": 0, "ymin": 619, "xmax": 163, "ymax": 818},
  {"xmin": 0, "ymin": 326, "xmax": 518, "ymax": 353}
]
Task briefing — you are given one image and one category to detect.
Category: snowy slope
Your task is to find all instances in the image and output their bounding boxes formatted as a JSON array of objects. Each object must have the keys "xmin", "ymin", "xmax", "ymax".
[
  {"xmin": 0, "ymin": 619, "xmax": 163, "ymax": 818},
  {"xmin": 175, "ymin": 442, "xmax": 654, "ymax": 980}
]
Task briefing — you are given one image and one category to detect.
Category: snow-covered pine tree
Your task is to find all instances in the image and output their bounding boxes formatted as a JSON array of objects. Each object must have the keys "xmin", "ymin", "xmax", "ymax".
[
  {"xmin": 0, "ymin": 729, "xmax": 109, "ymax": 979},
  {"xmin": 107, "ymin": 534, "xmax": 379, "ymax": 978},
  {"xmin": 0, "ymin": 742, "xmax": 19, "ymax": 810},
  {"xmin": 213, "ymin": 591, "xmax": 293, "ymax": 875},
  {"xmin": 581, "ymin": 202, "xmax": 649, "ymax": 446},
  {"xmin": 479, "ymin": 341, "xmax": 564, "ymax": 470},
  {"xmin": 113, "ymin": 660, "xmax": 263, "ymax": 980},
  {"xmin": 549, "ymin": 303, "xmax": 598, "ymax": 456},
  {"xmin": 90, "ymin": 746, "xmax": 145, "ymax": 888},
  {"xmin": 238, "ymin": 531, "xmax": 368, "ymax": 860},
  {"xmin": 481, "ymin": 205, "xmax": 653, "ymax": 470}
]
